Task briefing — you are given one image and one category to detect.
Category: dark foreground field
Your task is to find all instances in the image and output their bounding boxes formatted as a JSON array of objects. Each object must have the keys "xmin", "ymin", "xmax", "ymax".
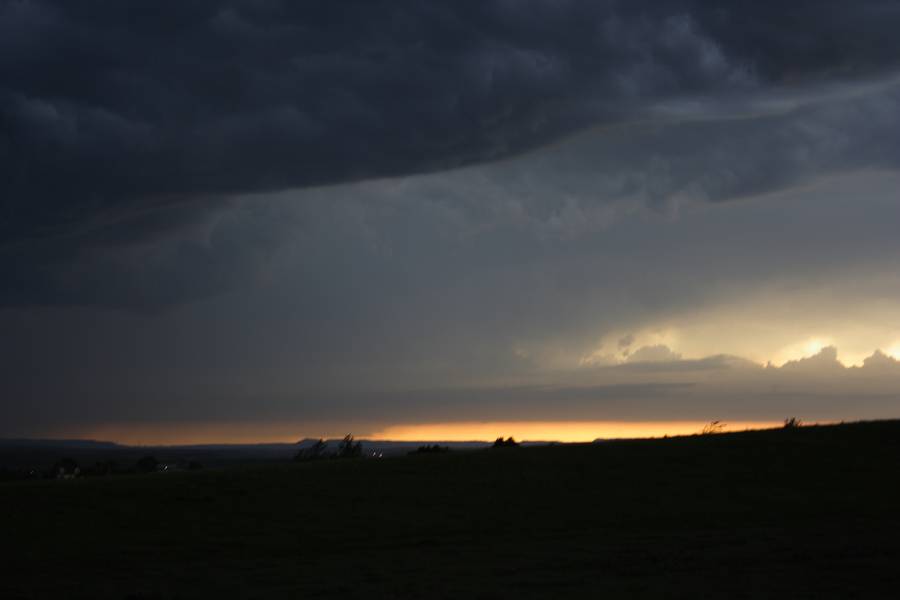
[{"xmin": 4, "ymin": 421, "xmax": 900, "ymax": 599}]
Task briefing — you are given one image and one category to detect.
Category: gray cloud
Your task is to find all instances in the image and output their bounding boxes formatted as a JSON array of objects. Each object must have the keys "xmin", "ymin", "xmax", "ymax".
[
  {"xmin": 627, "ymin": 345, "xmax": 683, "ymax": 363},
  {"xmin": 6, "ymin": 74, "xmax": 900, "ymax": 310},
  {"xmin": 3, "ymin": 166, "xmax": 900, "ymax": 435},
  {"xmin": 4, "ymin": 0, "xmax": 900, "ymax": 249},
  {"xmin": 4, "ymin": 2, "xmax": 900, "ymax": 439},
  {"xmin": 778, "ymin": 346, "xmax": 843, "ymax": 371},
  {"xmin": 5, "ymin": 333, "xmax": 900, "ymax": 434},
  {"xmin": 861, "ymin": 350, "xmax": 900, "ymax": 371}
]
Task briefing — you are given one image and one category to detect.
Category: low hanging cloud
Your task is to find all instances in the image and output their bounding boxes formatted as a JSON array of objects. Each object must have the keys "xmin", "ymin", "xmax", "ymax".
[
  {"xmin": 4, "ymin": 338, "xmax": 900, "ymax": 433},
  {"xmin": 605, "ymin": 345, "xmax": 900, "ymax": 378},
  {"xmin": 608, "ymin": 345, "xmax": 900, "ymax": 373},
  {"xmin": 862, "ymin": 350, "xmax": 900, "ymax": 371},
  {"xmin": 778, "ymin": 346, "xmax": 843, "ymax": 371}
]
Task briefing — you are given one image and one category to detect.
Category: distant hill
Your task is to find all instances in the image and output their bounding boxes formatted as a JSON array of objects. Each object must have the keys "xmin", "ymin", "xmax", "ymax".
[
  {"xmin": 0, "ymin": 438, "xmax": 121, "ymax": 449},
  {"xmin": 0, "ymin": 437, "xmax": 495, "ymax": 469},
  {"xmin": 296, "ymin": 438, "xmax": 493, "ymax": 457}
]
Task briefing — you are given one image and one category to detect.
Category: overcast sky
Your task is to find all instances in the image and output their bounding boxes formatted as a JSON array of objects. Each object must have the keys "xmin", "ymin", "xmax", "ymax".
[{"xmin": 3, "ymin": 1, "xmax": 900, "ymax": 443}]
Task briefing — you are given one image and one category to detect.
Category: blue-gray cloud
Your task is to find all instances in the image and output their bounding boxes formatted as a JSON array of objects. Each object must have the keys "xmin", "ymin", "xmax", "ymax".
[
  {"xmin": 4, "ymin": 0, "xmax": 900, "ymax": 248},
  {"xmin": 5, "ymin": 75, "xmax": 900, "ymax": 310}
]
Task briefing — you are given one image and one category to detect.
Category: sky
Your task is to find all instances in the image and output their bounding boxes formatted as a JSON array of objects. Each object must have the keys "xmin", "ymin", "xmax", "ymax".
[{"xmin": 3, "ymin": 1, "xmax": 900, "ymax": 444}]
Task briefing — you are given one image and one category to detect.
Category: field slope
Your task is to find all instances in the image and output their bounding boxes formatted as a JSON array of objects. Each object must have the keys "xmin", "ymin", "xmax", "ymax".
[{"xmin": 5, "ymin": 421, "xmax": 900, "ymax": 598}]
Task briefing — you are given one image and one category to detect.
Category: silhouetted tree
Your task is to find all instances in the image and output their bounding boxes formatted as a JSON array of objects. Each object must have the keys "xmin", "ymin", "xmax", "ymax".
[
  {"xmin": 295, "ymin": 439, "xmax": 329, "ymax": 462},
  {"xmin": 337, "ymin": 434, "xmax": 362, "ymax": 458},
  {"xmin": 135, "ymin": 455, "xmax": 159, "ymax": 473},
  {"xmin": 411, "ymin": 444, "xmax": 449, "ymax": 454},
  {"xmin": 492, "ymin": 437, "xmax": 519, "ymax": 448},
  {"xmin": 783, "ymin": 417, "xmax": 803, "ymax": 429},
  {"xmin": 700, "ymin": 421, "xmax": 726, "ymax": 435}
]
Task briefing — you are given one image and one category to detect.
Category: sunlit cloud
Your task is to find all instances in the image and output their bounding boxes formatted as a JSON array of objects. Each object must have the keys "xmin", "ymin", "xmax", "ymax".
[
  {"xmin": 886, "ymin": 343, "xmax": 900, "ymax": 361},
  {"xmin": 771, "ymin": 337, "xmax": 836, "ymax": 367},
  {"xmin": 580, "ymin": 329, "xmax": 682, "ymax": 366}
]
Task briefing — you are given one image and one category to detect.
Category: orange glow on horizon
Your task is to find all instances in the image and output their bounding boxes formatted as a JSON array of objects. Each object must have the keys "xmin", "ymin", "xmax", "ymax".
[
  {"xmin": 48, "ymin": 419, "xmax": 784, "ymax": 446},
  {"xmin": 369, "ymin": 420, "xmax": 781, "ymax": 443}
]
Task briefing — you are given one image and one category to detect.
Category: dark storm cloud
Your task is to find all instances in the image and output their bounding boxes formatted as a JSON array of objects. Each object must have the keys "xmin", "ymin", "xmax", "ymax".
[
  {"xmin": 5, "ymin": 0, "xmax": 900, "ymax": 247},
  {"xmin": 8, "ymin": 77, "xmax": 900, "ymax": 311}
]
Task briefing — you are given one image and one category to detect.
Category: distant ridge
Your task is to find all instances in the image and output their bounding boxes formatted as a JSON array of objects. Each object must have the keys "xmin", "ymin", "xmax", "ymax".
[
  {"xmin": 0, "ymin": 438, "xmax": 552, "ymax": 451},
  {"xmin": 297, "ymin": 438, "xmax": 493, "ymax": 447}
]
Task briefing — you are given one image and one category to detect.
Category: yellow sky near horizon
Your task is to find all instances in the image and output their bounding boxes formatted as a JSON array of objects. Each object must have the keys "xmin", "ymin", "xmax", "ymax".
[
  {"xmin": 369, "ymin": 420, "xmax": 783, "ymax": 442},
  {"xmin": 572, "ymin": 301, "xmax": 900, "ymax": 371},
  {"xmin": 50, "ymin": 420, "xmax": 786, "ymax": 446}
]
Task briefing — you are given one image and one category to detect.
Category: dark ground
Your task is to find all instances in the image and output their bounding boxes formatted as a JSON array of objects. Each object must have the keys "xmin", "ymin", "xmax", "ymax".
[{"xmin": 4, "ymin": 421, "xmax": 900, "ymax": 599}]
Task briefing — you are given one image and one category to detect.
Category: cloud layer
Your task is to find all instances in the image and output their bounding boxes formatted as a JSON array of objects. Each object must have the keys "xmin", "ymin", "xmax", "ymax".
[
  {"xmin": 5, "ymin": 0, "xmax": 900, "ymax": 246},
  {"xmin": 4, "ymin": 2, "xmax": 900, "ymax": 439}
]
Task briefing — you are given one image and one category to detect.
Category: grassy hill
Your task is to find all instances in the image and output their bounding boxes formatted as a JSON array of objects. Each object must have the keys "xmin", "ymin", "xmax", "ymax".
[{"xmin": 5, "ymin": 420, "xmax": 900, "ymax": 598}]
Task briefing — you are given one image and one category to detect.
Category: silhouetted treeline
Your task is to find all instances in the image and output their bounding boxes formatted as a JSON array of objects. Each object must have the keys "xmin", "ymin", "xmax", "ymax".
[
  {"xmin": 492, "ymin": 437, "xmax": 519, "ymax": 448},
  {"xmin": 136, "ymin": 455, "xmax": 159, "ymax": 473},
  {"xmin": 410, "ymin": 444, "xmax": 450, "ymax": 455},
  {"xmin": 696, "ymin": 417, "xmax": 805, "ymax": 436},
  {"xmin": 294, "ymin": 435, "xmax": 363, "ymax": 462},
  {"xmin": 338, "ymin": 434, "xmax": 362, "ymax": 458},
  {"xmin": 0, "ymin": 455, "xmax": 202, "ymax": 482}
]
